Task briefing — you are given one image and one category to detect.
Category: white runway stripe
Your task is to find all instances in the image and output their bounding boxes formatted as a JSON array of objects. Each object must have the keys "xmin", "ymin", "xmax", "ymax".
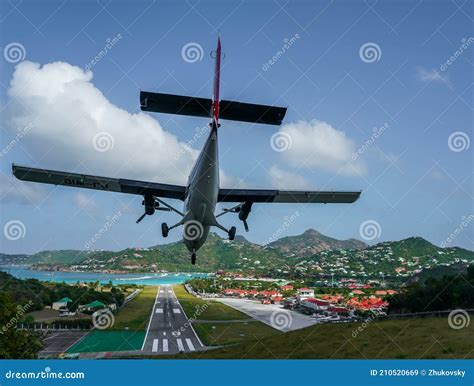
[
  {"xmin": 177, "ymin": 339, "xmax": 185, "ymax": 352},
  {"xmin": 163, "ymin": 338, "xmax": 169, "ymax": 352},
  {"xmin": 155, "ymin": 308, "xmax": 163, "ymax": 313},
  {"xmin": 152, "ymin": 339, "xmax": 159, "ymax": 353},
  {"xmin": 173, "ymin": 308, "xmax": 181, "ymax": 314},
  {"xmin": 185, "ymin": 338, "xmax": 195, "ymax": 351}
]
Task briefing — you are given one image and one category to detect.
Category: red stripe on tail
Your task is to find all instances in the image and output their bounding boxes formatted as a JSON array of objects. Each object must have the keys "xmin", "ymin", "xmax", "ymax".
[{"xmin": 213, "ymin": 36, "xmax": 221, "ymax": 123}]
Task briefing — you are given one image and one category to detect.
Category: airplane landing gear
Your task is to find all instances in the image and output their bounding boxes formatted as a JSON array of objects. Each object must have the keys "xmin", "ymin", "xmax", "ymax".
[
  {"xmin": 161, "ymin": 223, "xmax": 169, "ymax": 238},
  {"xmin": 191, "ymin": 253, "xmax": 196, "ymax": 265},
  {"xmin": 228, "ymin": 226, "xmax": 236, "ymax": 241}
]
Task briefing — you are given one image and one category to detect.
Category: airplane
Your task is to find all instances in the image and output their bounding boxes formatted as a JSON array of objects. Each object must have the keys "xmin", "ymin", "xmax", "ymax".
[{"xmin": 12, "ymin": 36, "xmax": 361, "ymax": 265}]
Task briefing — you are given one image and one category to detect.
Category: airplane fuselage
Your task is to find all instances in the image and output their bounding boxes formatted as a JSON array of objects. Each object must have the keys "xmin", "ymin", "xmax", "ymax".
[{"xmin": 182, "ymin": 119, "xmax": 219, "ymax": 253}]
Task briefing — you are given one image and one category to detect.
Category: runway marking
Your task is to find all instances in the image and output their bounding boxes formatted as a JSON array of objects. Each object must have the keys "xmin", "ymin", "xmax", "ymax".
[
  {"xmin": 173, "ymin": 308, "xmax": 181, "ymax": 314},
  {"xmin": 152, "ymin": 339, "xmax": 159, "ymax": 353},
  {"xmin": 185, "ymin": 339, "xmax": 195, "ymax": 351},
  {"xmin": 163, "ymin": 338, "xmax": 169, "ymax": 352},
  {"xmin": 168, "ymin": 290, "xmax": 172, "ymax": 293},
  {"xmin": 177, "ymin": 339, "xmax": 184, "ymax": 352},
  {"xmin": 155, "ymin": 308, "xmax": 163, "ymax": 314},
  {"xmin": 142, "ymin": 286, "xmax": 160, "ymax": 351}
]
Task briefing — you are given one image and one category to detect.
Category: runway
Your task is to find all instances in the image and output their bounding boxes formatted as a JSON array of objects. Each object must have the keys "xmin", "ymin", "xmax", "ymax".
[{"xmin": 142, "ymin": 285, "xmax": 203, "ymax": 354}]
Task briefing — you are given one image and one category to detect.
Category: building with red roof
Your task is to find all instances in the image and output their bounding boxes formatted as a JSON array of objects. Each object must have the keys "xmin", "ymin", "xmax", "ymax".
[
  {"xmin": 327, "ymin": 306, "xmax": 350, "ymax": 315},
  {"xmin": 302, "ymin": 297, "xmax": 329, "ymax": 311}
]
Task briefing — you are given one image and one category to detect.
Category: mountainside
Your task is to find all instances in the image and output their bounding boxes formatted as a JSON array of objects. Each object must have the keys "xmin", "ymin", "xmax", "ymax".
[
  {"xmin": 269, "ymin": 228, "xmax": 367, "ymax": 256},
  {"xmin": 1, "ymin": 231, "xmax": 473, "ymax": 278},
  {"xmin": 0, "ymin": 253, "xmax": 30, "ymax": 265}
]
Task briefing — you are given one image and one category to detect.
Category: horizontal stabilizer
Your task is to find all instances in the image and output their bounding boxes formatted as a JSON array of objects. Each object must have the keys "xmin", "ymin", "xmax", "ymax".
[
  {"xmin": 140, "ymin": 91, "xmax": 211, "ymax": 118},
  {"xmin": 219, "ymin": 100, "xmax": 286, "ymax": 125}
]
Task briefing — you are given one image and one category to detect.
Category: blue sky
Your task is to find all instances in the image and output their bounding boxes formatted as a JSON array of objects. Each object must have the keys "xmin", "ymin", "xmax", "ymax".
[{"xmin": 0, "ymin": 0, "xmax": 472, "ymax": 254}]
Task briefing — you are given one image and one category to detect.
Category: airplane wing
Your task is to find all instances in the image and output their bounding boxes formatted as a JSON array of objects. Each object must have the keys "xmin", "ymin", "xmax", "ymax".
[
  {"xmin": 217, "ymin": 188, "xmax": 361, "ymax": 204},
  {"xmin": 12, "ymin": 165, "xmax": 186, "ymax": 200}
]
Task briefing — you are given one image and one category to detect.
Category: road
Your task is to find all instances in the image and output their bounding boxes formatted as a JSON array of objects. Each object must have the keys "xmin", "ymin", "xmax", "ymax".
[
  {"xmin": 142, "ymin": 284, "xmax": 204, "ymax": 354},
  {"xmin": 210, "ymin": 297, "xmax": 318, "ymax": 332}
]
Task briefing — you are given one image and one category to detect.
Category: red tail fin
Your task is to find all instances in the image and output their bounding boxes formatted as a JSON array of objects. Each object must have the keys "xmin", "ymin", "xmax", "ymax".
[{"xmin": 212, "ymin": 35, "xmax": 221, "ymax": 123}]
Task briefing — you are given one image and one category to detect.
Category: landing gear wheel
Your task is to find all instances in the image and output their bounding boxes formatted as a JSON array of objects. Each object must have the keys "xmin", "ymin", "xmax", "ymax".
[
  {"xmin": 161, "ymin": 222, "xmax": 169, "ymax": 238},
  {"xmin": 191, "ymin": 253, "xmax": 196, "ymax": 265},
  {"xmin": 228, "ymin": 226, "xmax": 236, "ymax": 241}
]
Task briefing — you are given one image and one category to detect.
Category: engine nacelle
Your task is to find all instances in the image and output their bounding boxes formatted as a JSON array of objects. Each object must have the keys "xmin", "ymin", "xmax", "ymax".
[
  {"xmin": 143, "ymin": 194, "xmax": 156, "ymax": 215},
  {"xmin": 238, "ymin": 201, "xmax": 252, "ymax": 221}
]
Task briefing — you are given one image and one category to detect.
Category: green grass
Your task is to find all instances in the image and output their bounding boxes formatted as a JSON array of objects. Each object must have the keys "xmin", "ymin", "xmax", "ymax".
[
  {"xmin": 172, "ymin": 285, "xmax": 248, "ymax": 320},
  {"xmin": 67, "ymin": 331, "xmax": 145, "ymax": 353},
  {"xmin": 193, "ymin": 321, "xmax": 280, "ymax": 346},
  {"xmin": 175, "ymin": 317, "xmax": 474, "ymax": 359},
  {"xmin": 111, "ymin": 286, "xmax": 157, "ymax": 331}
]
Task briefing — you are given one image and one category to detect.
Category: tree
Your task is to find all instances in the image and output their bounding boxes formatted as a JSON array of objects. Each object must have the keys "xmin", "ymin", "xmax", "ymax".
[{"xmin": 0, "ymin": 292, "xmax": 44, "ymax": 359}]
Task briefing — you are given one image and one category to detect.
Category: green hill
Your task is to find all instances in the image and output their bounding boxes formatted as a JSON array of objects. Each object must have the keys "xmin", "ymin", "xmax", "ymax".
[
  {"xmin": 268, "ymin": 228, "xmax": 366, "ymax": 256},
  {"xmin": 2, "ymin": 231, "xmax": 473, "ymax": 278}
]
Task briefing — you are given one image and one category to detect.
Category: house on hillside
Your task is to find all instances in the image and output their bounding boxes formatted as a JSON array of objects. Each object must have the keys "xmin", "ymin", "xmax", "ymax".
[
  {"xmin": 280, "ymin": 285, "xmax": 294, "ymax": 291},
  {"xmin": 296, "ymin": 288, "xmax": 314, "ymax": 301}
]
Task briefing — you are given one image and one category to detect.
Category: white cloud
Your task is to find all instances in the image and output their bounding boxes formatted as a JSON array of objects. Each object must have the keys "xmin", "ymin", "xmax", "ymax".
[
  {"xmin": 4, "ymin": 61, "xmax": 203, "ymax": 186},
  {"xmin": 73, "ymin": 192, "xmax": 98, "ymax": 212},
  {"xmin": 277, "ymin": 120, "xmax": 366, "ymax": 176},
  {"xmin": 268, "ymin": 165, "xmax": 311, "ymax": 189},
  {"xmin": 0, "ymin": 173, "xmax": 47, "ymax": 205},
  {"xmin": 416, "ymin": 67, "xmax": 449, "ymax": 83}
]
